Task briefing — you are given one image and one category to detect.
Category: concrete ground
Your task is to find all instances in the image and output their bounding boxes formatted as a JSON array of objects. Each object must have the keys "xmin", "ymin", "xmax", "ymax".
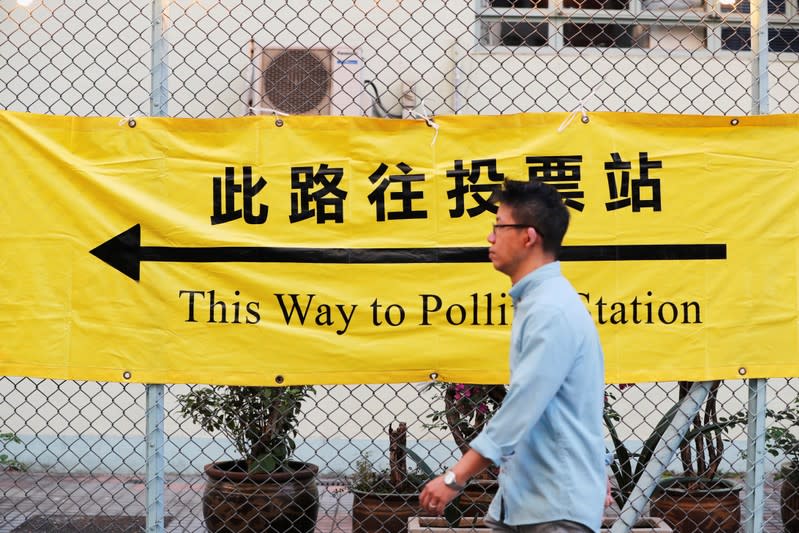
[{"xmin": 0, "ymin": 470, "xmax": 787, "ymax": 532}]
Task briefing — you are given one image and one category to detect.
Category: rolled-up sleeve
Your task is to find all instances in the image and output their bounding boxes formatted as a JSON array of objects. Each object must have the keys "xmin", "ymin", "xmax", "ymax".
[{"xmin": 469, "ymin": 306, "xmax": 576, "ymax": 465}]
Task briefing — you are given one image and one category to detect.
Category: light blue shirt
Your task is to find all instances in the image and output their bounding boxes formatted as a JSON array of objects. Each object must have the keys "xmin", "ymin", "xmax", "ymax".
[{"xmin": 469, "ymin": 261, "xmax": 606, "ymax": 532}]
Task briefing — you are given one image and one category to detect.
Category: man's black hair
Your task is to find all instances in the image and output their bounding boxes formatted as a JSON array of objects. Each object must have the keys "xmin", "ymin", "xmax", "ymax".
[{"xmin": 492, "ymin": 179, "xmax": 570, "ymax": 257}]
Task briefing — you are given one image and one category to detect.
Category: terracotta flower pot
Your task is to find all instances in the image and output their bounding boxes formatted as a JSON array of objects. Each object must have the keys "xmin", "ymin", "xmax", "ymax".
[
  {"xmin": 351, "ymin": 488, "xmax": 421, "ymax": 533},
  {"xmin": 781, "ymin": 468, "xmax": 799, "ymax": 533},
  {"xmin": 202, "ymin": 460, "xmax": 319, "ymax": 533},
  {"xmin": 650, "ymin": 477, "xmax": 740, "ymax": 533}
]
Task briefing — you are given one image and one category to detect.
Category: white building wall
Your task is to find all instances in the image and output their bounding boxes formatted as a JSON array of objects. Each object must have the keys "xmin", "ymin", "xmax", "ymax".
[{"xmin": 2, "ymin": 0, "xmax": 798, "ymax": 475}]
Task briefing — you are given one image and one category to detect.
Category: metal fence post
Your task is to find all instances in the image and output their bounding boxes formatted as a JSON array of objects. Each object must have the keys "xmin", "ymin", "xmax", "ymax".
[
  {"xmin": 751, "ymin": 0, "xmax": 770, "ymax": 115},
  {"xmin": 146, "ymin": 384, "xmax": 166, "ymax": 533},
  {"xmin": 743, "ymin": 379, "xmax": 767, "ymax": 533},
  {"xmin": 146, "ymin": 2, "xmax": 170, "ymax": 532},
  {"xmin": 150, "ymin": 0, "xmax": 170, "ymax": 118},
  {"xmin": 741, "ymin": 0, "xmax": 770, "ymax": 527}
]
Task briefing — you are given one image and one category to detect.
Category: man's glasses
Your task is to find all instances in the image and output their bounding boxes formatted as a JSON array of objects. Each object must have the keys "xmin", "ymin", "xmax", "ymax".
[
  {"xmin": 490, "ymin": 223, "xmax": 544, "ymax": 238},
  {"xmin": 492, "ymin": 223, "xmax": 530, "ymax": 233}
]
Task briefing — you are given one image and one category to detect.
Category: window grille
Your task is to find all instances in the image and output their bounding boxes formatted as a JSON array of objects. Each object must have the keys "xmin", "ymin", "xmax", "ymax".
[{"xmin": 478, "ymin": 0, "xmax": 799, "ymax": 52}]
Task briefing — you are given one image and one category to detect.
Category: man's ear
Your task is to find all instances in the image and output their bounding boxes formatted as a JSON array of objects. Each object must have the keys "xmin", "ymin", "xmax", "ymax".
[{"xmin": 525, "ymin": 226, "xmax": 539, "ymax": 246}]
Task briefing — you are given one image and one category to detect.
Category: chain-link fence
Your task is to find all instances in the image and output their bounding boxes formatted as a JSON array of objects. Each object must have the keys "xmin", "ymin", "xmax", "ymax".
[
  {"xmin": 2, "ymin": 1, "xmax": 799, "ymax": 532},
  {"xmin": 3, "ymin": 0, "xmax": 799, "ymax": 119},
  {"xmin": 1, "ymin": 379, "xmax": 799, "ymax": 532}
]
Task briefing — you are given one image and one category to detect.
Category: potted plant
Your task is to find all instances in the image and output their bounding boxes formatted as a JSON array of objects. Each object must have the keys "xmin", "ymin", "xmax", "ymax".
[
  {"xmin": 762, "ymin": 393, "xmax": 799, "ymax": 533},
  {"xmin": 606, "ymin": 381, "xmax": 746, "ymax": 533},
  {"xmin": 424, "ymin": 383, "xmax": 506, "ymax": 517},
  {"xmin": 178, "ymin": 385, "xmax": 318, "ymax": 533},
  {"xmin": 348, "ymin": 422, "xmax": 433, "ymax": 533}
]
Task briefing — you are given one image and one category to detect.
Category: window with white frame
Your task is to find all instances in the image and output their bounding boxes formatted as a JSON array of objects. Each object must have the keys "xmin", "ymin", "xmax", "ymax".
[{"xmin": 478, "ymin": 0, "xmax": 799, "ymax": 51}]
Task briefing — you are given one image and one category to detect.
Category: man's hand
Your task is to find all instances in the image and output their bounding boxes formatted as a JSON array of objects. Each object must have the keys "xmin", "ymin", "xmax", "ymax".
[
  {"xmin": 419, "ymin": 475, "xmax": 460, "ymax": 516},
  {"xmin": 420, "ymin": 449, "xmax": 491, "ymax": 515}
]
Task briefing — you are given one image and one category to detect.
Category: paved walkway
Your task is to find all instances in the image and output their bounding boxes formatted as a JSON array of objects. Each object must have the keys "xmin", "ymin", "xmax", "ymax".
[
  {"xmin": 0, "ymin": 470, "xmax": 787, "ymax": 532},
  {"xmin": 0, "ymin": 471, "xmax": 353, "ymax": 533}
]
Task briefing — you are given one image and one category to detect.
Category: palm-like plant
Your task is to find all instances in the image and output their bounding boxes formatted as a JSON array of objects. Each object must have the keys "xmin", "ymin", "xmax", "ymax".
[{"xmin": 604, "ymin": 380, "xmax": 746, "ymax": 508}]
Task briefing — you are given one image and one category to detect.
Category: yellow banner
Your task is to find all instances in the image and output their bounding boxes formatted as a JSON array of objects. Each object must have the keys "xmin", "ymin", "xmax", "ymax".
[{"xmin": 0, "ymin": 110, "xmax": 797, "ymax": 385}]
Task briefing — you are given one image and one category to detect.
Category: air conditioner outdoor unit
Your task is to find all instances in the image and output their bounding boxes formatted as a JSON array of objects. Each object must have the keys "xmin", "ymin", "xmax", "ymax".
[{"xmin": 248, "ymin": 45, "xmax": 366, "ymax": 116}]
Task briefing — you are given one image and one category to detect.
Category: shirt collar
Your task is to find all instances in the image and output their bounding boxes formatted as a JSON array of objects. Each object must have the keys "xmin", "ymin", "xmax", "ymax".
[{"xmin": 508, "ymin": 261, "xmax": 561, "ymax": 303}]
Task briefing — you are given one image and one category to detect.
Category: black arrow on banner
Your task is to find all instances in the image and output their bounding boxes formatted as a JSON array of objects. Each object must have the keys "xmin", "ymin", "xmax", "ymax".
[{"xmin": 90, "ymin": 224, "xmax": 727, "ymax": 282}]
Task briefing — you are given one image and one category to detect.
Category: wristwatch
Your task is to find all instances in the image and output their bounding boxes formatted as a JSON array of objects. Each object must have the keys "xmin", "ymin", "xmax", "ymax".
[{"xmin": 443, "ymin": 469, "xmax": 466, "ymax": 491}]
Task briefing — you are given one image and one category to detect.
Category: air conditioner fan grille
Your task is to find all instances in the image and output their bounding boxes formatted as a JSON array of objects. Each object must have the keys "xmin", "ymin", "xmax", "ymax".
[{"xmin": 263, "ymin": 50, "xmax": 331, "ymax": 114}]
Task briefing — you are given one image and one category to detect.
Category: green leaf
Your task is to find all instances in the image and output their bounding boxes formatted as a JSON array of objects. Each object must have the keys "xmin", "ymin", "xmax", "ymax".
[
  {"xmin": 250, "ymin": 454, "xmax": 277, "ymax": 474},
  {"xmin": 401, "ymin": 445, "xmax": 435, "ymax": 477},
  {"xmin": 604, "ymin": 412, "xmax": 633, "ymax": 506},
  {"xmin": 631, "ymin": 401, "xmax": 681, "ymax": 487}
]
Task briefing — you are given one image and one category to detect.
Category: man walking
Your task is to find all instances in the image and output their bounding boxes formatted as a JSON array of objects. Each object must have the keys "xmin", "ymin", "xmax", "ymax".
[{"xmin": 420, "ymin": 179, "xmax": 606, "ymax": 533}]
